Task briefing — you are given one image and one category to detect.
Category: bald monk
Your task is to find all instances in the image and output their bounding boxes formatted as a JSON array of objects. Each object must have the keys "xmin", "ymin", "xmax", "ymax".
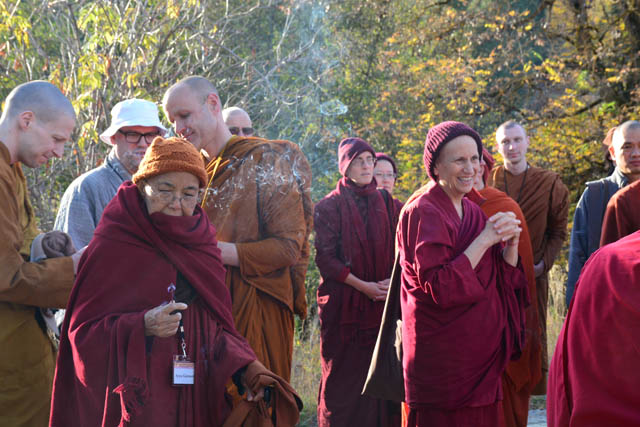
[
  {"xmin": 0, "ymin": 81, "xmax": 84, "ymax": 426},
  {"xmin": 599, "ymin": 179, "xmax": 640, "ymax": 246},
  {"xmin": 488, "ymin": 120, "xmax": 569, "ymax": 394},
  {"xmin": 470, "ymin": 149, "xmax": 542, "ymax": 427},
  {"xmin": 163, "ymin": 76, "xmax": 307, "ymax": 382},
  {"xmin": 567, "ymin": 122, "xmax": 640, "ymax": 305},
  {"xmin": 223, "ymin": 105, "xmax": 312, "ymax": 319},
  {"xmin": 400, "ymin": 121, "xmax": 528, "ymax": 426},
  {"xmin": 222, "ymin": 106, "xmax": 255, "ymax": 137},
  {"xmin": 548, "ymin": 230, "xmax": 640, "ymax": 426}
]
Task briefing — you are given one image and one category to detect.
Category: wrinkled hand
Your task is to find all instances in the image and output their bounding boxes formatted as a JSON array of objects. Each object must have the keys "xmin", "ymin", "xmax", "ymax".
[
  {"xmin": 481, "ymin": 212, "xmax": 522, "ymax": 247},
  {"xmin": 144, "ymin": 302, "xmax": 188, "ymax": 337},
  {"xmin": 361, "ymin": 280, "xmax": 389, "ymax": 302},
  {"xmin": 42, "ymin": 230, "xmax": 76, "ymax": 257}
]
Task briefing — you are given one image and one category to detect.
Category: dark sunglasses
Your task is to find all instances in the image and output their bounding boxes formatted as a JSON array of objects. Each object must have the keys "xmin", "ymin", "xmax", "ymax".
[{"xmin": 228, "ymin": 126, "xmax": 255, "ymax": 136}]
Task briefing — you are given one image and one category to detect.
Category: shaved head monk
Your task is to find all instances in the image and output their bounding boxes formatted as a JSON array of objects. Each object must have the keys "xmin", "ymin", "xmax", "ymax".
[
  {"xmin": 548, "ymin": 230, "xmax": 640, "ymax": 426},
  {"xmin": 488, "ymin": 120, "xmax": 569, "ymax": 394},
  {"xmin": 222, "ymin": 106, "xmax": 255, "ymax": 137},
  {"xmin": 399, "ymin": 121, "xmax": 528, "ymax": 426},
  {"xmin": 566, "ymin": 121, "xmax": 640, "ymax": 306},
  {"xmin": 597, "ymin": 121, "xmax": 640, "ymax": 247},
  {"xmin": 0, "ymin": 81, "xmax": 84, "ymax": 425},
  {"xmin": 163, "ymin": 76, "xmax": 308, "ymax": 382},
  {"xmin": 469, "ymin": 149, "xmax": 542, "ymax": 427}
]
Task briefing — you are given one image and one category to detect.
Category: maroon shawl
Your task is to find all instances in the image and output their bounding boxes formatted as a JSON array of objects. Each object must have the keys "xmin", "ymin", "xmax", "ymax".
[
  {"xmin": 314, "ymin": 177, "xmax": 398, "ymax": 427},
  {"xmin": 548, "ymin": 230, "xmax": 640, "ymax": 426},
  {"xmin": 316, "ymin": 177, "xmax": 395, "ymax": 344},
  {"xmin": 50, "ymin": 182, "xmax": 255, "ymax": 427},
  {"xmin": 398, "ymin": 184, "xmax": 527, "ymax": 410}
]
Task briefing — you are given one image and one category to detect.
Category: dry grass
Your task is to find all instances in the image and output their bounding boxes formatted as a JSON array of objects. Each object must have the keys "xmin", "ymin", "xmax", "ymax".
[{"xmin": 291, "ymin": 318, "xmax": 322, "ymax": 427}]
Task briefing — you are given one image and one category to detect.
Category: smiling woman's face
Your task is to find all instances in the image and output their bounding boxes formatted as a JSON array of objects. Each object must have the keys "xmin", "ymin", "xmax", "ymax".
[
  {"xmin": 433, "ymin": 135, "xmax": 479, "ymax": 203},
  {"xmin": 141, "ymin": 171, "xmax": 200, "ymax": 216}
]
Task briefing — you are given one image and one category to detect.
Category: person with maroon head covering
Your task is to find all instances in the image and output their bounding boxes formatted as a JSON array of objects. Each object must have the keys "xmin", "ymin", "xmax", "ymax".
[
  {"xmin": 375, "ymin": 152, "xmax": 404, "ymax": 217},
  {"xmin": 50, "ymin": 137, "xmax": 301, "ymax": 427},
  {"xmin": 398, "ymin": 121, "xmax": 528, "ymax": 427},
  {"xmin": 469, "ymin": 149, "xmax": 542, "ymax": 427},
  {"xmin": 314, "ymin": 137, "xmax": 400, "ymax": 427},
  {"xmin": 548, "ymin": 230, "xmax": 640, "ymax": 426}
]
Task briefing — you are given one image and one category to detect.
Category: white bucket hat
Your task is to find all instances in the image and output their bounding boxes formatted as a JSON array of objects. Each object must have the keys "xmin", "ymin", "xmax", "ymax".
[{"xmin": 99, "ymin": 99, "xmax": 167, "ymax": 144}]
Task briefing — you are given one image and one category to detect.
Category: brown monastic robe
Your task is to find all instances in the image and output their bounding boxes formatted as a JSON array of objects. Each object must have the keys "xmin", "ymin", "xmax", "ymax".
[
  {"xmin": 488, "ymin": 165, "xmax": 569, "ymax": 394},
  {"xmin": 600, "ymin": 179, "xmax": 640, "ymax": 246},
  {"xmin": 201, "ymin": 136, "xmax": 307, "ymax": 382},
  {"xmin": 473, "ymin": 187, "xmax": 542, "ymax": 427},
  {"xmin": 0, "ymin": 142, "xmax": 74, "ymax": 426}
]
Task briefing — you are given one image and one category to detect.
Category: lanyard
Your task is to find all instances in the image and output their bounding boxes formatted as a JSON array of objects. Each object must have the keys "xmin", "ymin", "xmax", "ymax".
[{"xmin": 178, "ymin": 318, "xmax": 187, "ymax": 358}]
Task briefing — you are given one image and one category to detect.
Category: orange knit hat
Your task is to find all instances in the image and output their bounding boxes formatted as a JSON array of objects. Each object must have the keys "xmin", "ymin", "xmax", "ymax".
[{"xmin": 132, "ymin": 136, "xmax": 208, "ymax": 187}]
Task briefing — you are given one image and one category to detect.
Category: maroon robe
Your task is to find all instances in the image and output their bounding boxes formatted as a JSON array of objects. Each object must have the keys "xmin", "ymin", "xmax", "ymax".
[
  {"xmin": 548, "ymin": 230, "xmax": 640, "ymax": 426},
  {"xmin": 49, "ymin": 182, "xmax": 256, "ymax": 427},
  {"xmin": 397, "ymin": 184, "xmax": 527, "ymax": 426},
  {"xmin": 314, "ymin": 177, "xmax": 399, "ymax": 427}
]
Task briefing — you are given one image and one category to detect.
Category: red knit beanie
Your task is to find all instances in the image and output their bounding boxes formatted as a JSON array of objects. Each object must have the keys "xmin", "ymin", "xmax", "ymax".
[
  {"xmin": 338, "ymin": 137, "xmax": 376, "ymax": 176},
  {"xmin": 482, "ymin": 148, "xmax": 495, "ymax": 184},
  {"xmin": 132, "ymin": 136, "xmax": 208, "ymax": 187},
  {"xmin": 423, "ymin": 121, "xmax": 483, "ymax": 180}
]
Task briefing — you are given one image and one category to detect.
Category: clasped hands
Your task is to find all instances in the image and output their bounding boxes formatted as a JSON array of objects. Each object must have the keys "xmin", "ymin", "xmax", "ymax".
[{"xmin": 481, "ymin": 211, "xmax": 521, "ymax": 248}]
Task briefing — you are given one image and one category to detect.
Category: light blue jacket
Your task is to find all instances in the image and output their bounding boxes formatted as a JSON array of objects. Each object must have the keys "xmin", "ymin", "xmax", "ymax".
[{"xmin": 54, "ymin": 149, "xmax": 131, "ymax": 249}]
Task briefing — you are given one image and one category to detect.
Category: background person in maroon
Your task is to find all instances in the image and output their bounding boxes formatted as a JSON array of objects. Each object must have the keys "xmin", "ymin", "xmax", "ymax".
[
  {"xmin": 548, "ymin": 230, "xmax": 640, "ymax": 426},
  {"xmin": 375, "ymin": 152, "xmax": 404, "ymax": 215},
  {"xmin": 398, "ymin": 121, "xmax": 528, "ymax": 427},
  {"xmin": 314, "ymin": 137, "xmax": 400, "ymax": 427}
]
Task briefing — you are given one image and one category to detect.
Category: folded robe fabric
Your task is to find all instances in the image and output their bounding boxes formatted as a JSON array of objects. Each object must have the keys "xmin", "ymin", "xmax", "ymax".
[
  {"xmin": 548, "ymin": 230, "xmax": 640, "ymax": 426},
  {"xmin": 49, "ymin": 182, "xmax": 256, "ymax": 427},
  {"xmin": 398, "ymin": 183, "xmax": 528, "ymax": 411}
]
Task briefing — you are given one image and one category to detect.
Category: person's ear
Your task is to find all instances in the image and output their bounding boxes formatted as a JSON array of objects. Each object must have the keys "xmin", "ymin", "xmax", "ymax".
[
  {"xmin": 205, "ymin": 92, "xmax": 221, "ymax": 114},
  {"xmin": 17, "ymin": 111, "xmax": 35, "ymax": 130}
]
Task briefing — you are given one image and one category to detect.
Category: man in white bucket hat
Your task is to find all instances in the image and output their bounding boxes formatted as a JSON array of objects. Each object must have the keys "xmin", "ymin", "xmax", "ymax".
[{"xmin": 55, "ymin": 99, "xmax": 166, "ymax": 249}]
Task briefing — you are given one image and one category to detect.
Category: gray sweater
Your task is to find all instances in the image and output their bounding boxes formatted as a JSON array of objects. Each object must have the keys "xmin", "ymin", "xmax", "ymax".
[{"xmin": 54, "ymin": 149, "xmax": 132, "ymax": 249}]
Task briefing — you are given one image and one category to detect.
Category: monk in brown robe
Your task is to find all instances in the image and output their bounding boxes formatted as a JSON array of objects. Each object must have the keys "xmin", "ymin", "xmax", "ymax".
[
  {"xmin": 488, "ymin": 120, "xmax": 569, "ymax": 394},
  {"xmin": 600, "ymin": 179, "xmax": 640, "ymax": 246},
  {"xmin": 0, "ymin": 81, "xmax": 84, "ymax": 426},
  {"xmin": 470, "ymin": 150, "xmax": 542, "ymax": 427},
  {"xmin": 163, "ymin": 76, "xmax": 308, "ymax": 382}
]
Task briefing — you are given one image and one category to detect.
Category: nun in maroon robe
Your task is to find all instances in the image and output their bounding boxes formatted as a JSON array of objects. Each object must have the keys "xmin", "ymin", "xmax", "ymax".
[
  {"xmin": 314, "ymin": 137, "xmax": 400, "ymax": 427},
  {"xmin": 49, "ymin": 138, "xmax": 300, "ymax": 427},
  {"xmin": 548, "ymin": 230, "xmax": 640, "ymax": 426},
  {"xmin": 398, "ymin": 122, "xmax": 528, "ymax": 427}
]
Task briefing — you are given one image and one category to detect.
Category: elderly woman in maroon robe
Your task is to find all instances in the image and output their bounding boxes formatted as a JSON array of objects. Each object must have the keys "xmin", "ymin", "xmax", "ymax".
[
  {"xmin": 314, "ymin": 137, "xmax": 400, "ymax": 427},
  {"xmin": 49, "ymin": 137, "xmax": 301, "ymax": 427},
  {"xmin": 397, "ymin": 121, "xmax": 528, "ymax": 427}
]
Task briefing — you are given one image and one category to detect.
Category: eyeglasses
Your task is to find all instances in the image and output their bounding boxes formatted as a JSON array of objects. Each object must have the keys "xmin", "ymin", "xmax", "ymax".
[
  {"xmin": 228, "ymin": 127, "xmax": 255, "ymax": 136},
  {"xmin": 375, "ymin": 172, "xmax": 396, "ymax": 179},
  {"xmin": 352, "ymin": 156, "xmax": 375, "ymax": 167},
  {"xmin": 119, "ymin": 130, "xmax": 163, "ymax": 145},
  {"xmin": 145, "ymin": 184, "xmax": 202, "ymax": 206}
]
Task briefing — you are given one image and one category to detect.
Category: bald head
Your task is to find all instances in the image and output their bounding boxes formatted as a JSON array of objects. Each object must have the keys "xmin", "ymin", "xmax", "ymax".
[
  {"xmin": 496, "ymin": 120, "xmax": 527, "ymax": 139},
  {"xmin": 163, "ymin": 76, "xmax": 218, "ymax": 106},
  {"xmin": 612, "ymin": 121, "xmax": 640, "ymax": 144},
  {"xmin": 222, "ymin": 106, "xmax": 253, "ymax": 136},
  {"xmin": 610, "ymin": 120, "xmax": 640, "ymax": 181},
  {"xmin": 2, "ymin": 80, "xmax": 75, "ymax": 123}
]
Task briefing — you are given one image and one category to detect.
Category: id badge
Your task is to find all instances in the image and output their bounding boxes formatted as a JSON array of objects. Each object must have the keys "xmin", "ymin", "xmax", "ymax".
[{"xmin": 172, "ymin": 355, "xmax": 195, "ymax": 386}]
